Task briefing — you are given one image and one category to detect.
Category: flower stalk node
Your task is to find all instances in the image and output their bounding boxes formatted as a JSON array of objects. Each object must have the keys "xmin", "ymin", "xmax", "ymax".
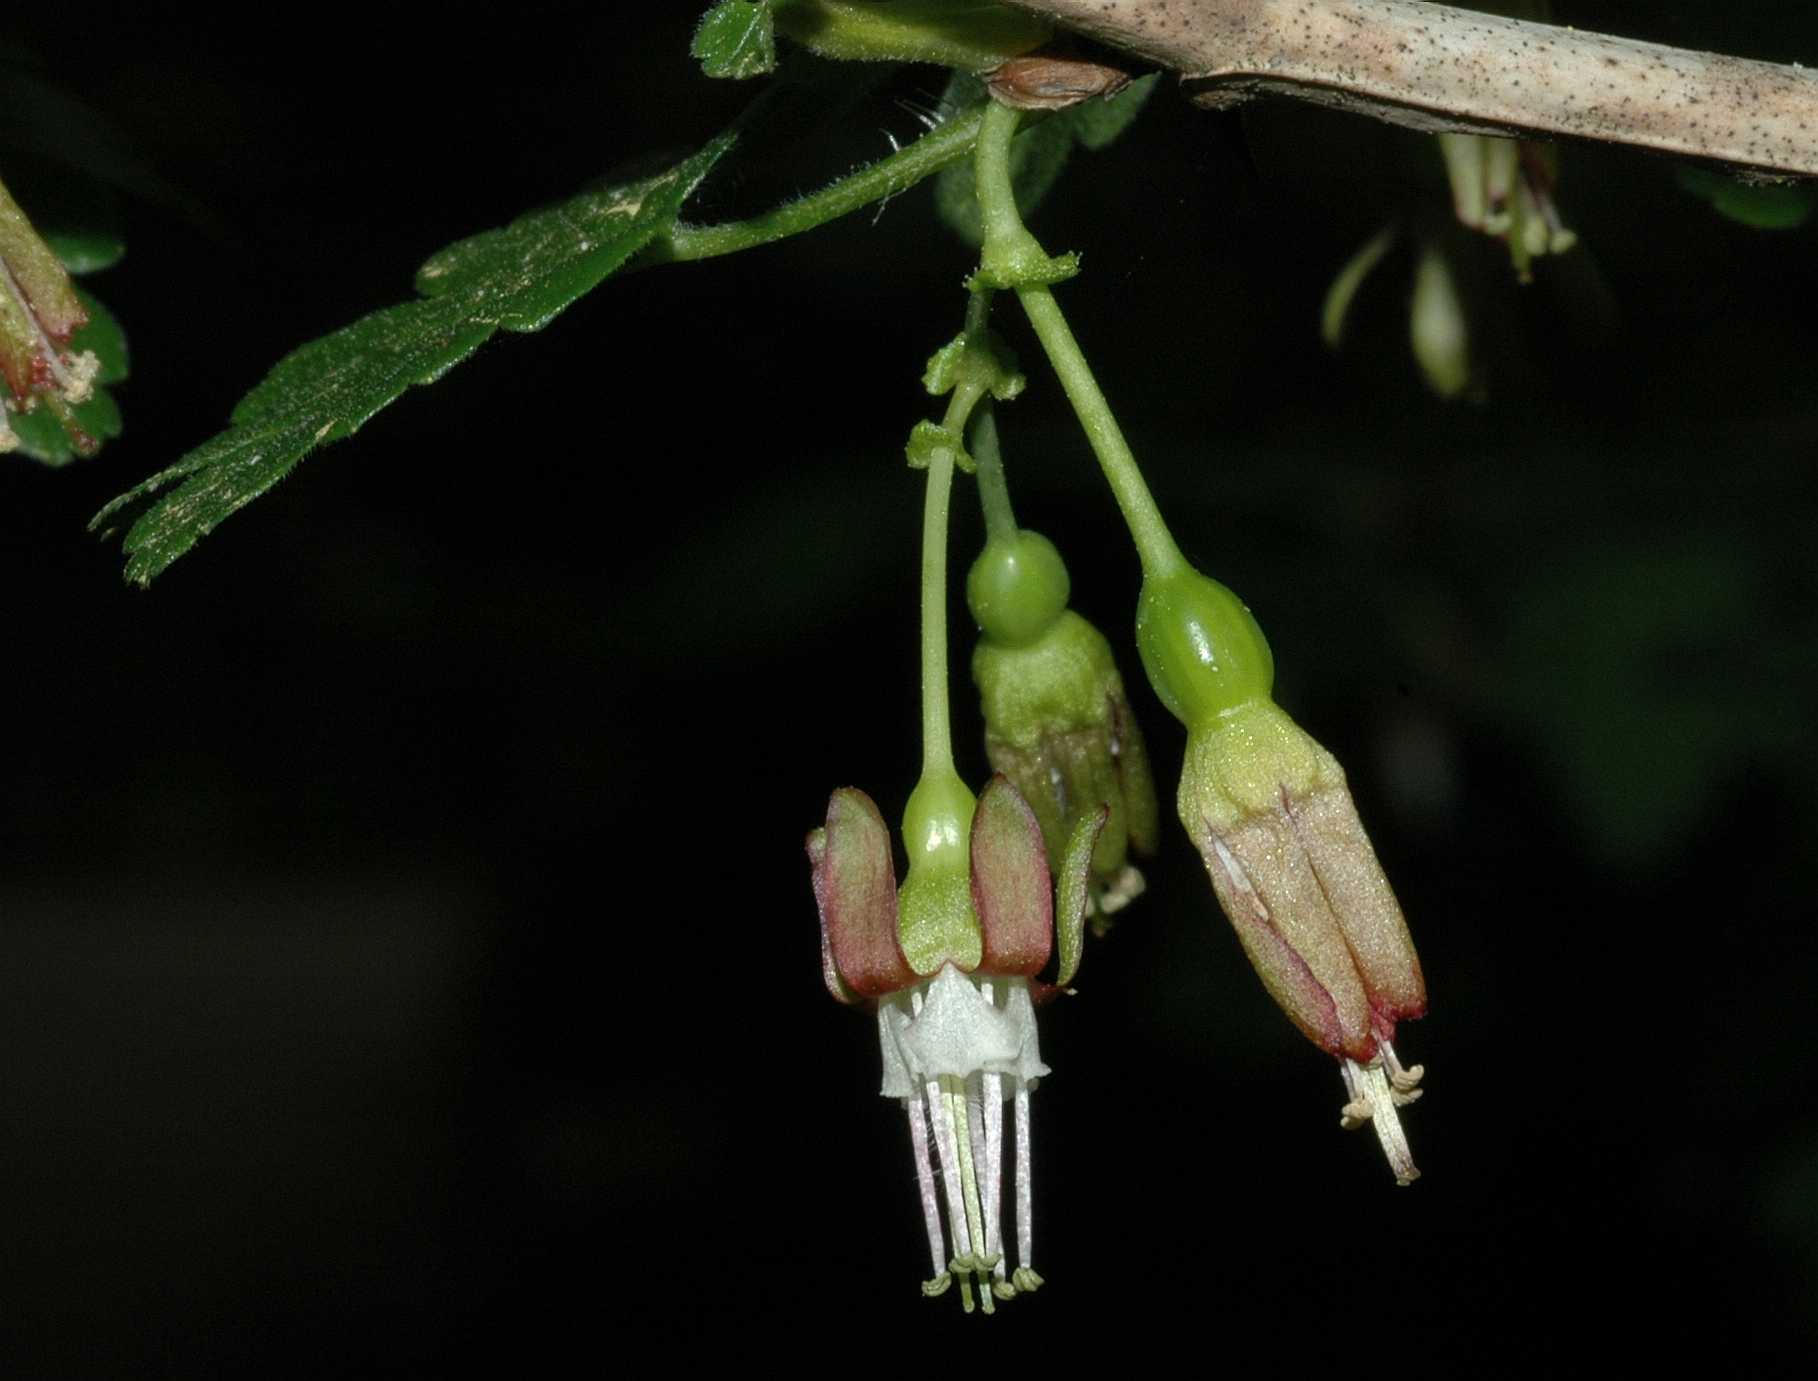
[{"xmin": 968, "ymin": 245, "xmax": 1080, "ymax": 293}]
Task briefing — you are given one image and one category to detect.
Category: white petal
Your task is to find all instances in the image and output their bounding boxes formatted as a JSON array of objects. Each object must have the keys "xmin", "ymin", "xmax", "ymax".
[
  {"xmin": 877, "ymin": 996, "xmax": 916, "ymax": 1099},
  {"xmin": 999, "ymin": 980, "xmax": 1051, "ymax": 1087}
]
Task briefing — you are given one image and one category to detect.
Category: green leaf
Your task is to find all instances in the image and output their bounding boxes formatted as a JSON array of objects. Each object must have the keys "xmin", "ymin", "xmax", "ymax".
[
  {"xmin": 45, "ymin": 228, "xmax": 125, "ymax": 274},
  {"xmin": 693, "ymin": 1, "xmax": 777, "ymax": 80},
  {"xmin": 10, "ymin": 286, "xmax": 127, "ymax": 467},
  {"xmin": 92, "ymin": 133, "xmax": 734, "ymax": 586},
  {"xmin": 933, "ymin": 73, "xmax": 1157, "ymax": 246},
  {"xmin": 1678, "ymin": 166, "xmax": 1813, "ymax": 231},
  {"xmin": 1072, "ymin": 74, "xmax": 1158, "ymax": 151}
]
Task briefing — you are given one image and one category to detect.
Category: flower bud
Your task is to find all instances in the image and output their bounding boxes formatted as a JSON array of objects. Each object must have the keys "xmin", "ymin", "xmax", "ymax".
[{"xmin": 970, "ymin": 529, "xmax": 1158, "ymax": 914}]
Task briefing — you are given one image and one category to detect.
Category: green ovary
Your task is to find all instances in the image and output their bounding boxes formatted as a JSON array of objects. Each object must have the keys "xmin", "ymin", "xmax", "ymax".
[
  {"xmin": 1136, "ymin": 567, "xmax": 1275, "ymax": 729},
  {"xmin": 898, "ymin": 767, "xmax": 983, "ymax": 975}
]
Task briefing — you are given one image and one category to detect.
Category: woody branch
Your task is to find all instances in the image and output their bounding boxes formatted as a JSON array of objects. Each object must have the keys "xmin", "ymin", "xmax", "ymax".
[{"xmin": 1001, "ymin": 0, "xmax": 1818, "ymax": 180}]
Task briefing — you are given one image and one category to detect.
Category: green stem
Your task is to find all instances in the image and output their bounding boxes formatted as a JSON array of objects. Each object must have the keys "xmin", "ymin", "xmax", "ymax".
[
  {"xmin": 973, "ymin": 100, "xmax": 1187, "ymax": 581},
  {"xmin": 919, "ymin": 381, "xmax": 979, "ymax": 777},
  {"xmin": 652, "ymin": 104, "xmax": 987, "ymax": 265},
  {"xmin": 968, "ymin": 399, "xmax": 1017, "ymax": 542}
]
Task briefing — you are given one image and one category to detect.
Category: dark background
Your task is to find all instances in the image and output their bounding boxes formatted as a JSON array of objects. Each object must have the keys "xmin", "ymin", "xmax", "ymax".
[{"xmin": 3, "ymin": 3, "xmax": 1816, "ymax": 1373}]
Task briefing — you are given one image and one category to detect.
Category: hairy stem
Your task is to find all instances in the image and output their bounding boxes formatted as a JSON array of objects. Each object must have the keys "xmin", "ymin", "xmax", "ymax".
[{"xmin": 654, "ymin": 103, "xmax": 986, "ymax": 265}]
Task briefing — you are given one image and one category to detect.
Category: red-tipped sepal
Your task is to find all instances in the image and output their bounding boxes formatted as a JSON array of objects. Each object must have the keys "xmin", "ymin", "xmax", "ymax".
[
  {"xmin": 808, "ymin": 787, "xmax": 917, "ymax": 1003},
  {"xmin": 1195, "ymin": 810, "xmax": 1373, "ymax": 1060},
  {"xmin": 969, "ymin": 775, "xmax": 1052, "ymax": 977},
  {"xmin": 1286, "ymin": 781, "xmax": 1427, "ymax": 1032}
]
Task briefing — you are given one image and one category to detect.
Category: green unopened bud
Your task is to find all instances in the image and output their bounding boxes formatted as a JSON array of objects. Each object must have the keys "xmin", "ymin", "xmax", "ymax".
[
  {"xmin": 897, "ymin": 767, "xmax": 982, "ymax": 975},
  {"xmin": 1135, "ymin": 567, "xmax": 1274, "ymax": 729},
  {"xmin": 971, "ymin": 533, "xmax": 1157, "ymax": 911}
]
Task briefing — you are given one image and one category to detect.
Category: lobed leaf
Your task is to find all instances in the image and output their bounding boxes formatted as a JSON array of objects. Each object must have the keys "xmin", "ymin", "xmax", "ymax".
[{"xmin": 92, "ymin": 133, "xmax": 735, "ymax": 586}]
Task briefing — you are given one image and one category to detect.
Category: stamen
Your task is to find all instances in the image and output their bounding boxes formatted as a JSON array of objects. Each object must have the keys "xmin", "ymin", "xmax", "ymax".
[
  {"xmin": 1338, "ymin": 1059, "xmax": 1372, "ymax": 1130},
  {"xmin": 978, "ymin": 980, "xmax": 1011, "ymax": 1298},
  {"xmin": 947, "ymin": 1074, "xmax": 996, "ymax": 1314},
  {"xmin": 1012, "ymin": 1078, "xmax": 1044, "ymax": 1293},
  {"xmin": 1339, "ymin": 1056, "xmax": 1422, "ymax": 1186},
  {"xmin": 1097, "ymin": 864, "xmax": 1147, "ymax": 916},
  {"xmin": 905, "ymin": 1091, "xmax": 948, "ymax": 1291},
  {"xmin": 1483, "ymin": 138, "xmax": 1517, "ymax": 234},
  {"xmin": 1380, "ymin": 1040, "xmax": 1426, "ymax": 1105},
  {"xmin": 926, "ymin": 1075, "xmax": 977, "ymax": 1313}
]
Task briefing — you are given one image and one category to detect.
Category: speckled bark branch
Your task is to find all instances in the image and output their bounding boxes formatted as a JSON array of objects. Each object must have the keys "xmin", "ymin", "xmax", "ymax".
[{"xmin": 1001, "ymin": 0, "xmax": 1818, "ymax": 179}]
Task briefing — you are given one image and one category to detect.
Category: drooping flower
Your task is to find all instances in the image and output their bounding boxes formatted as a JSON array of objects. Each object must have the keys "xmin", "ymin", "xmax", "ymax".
[
  {"xmin": 808, "ymin": 773, "xmax": 1102, "ymax": 1311},
  {"xmin": 1179, "ymin": 697, "xmax": 1428, "ymax": 1183},
  {"xmin": 1321, "ymin": 88, "xmax": 1578, "ymax": 398},
  {"xmin": 968, "ymin": 526, "xmax": 1158, "ymax": 926},
  {"xmin": 1138, "ymin": 564, "xmax": 1428, "ymax": 1183}
]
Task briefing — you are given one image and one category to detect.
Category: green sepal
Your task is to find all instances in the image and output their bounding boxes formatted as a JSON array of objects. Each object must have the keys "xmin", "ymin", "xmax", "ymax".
[
  {"xmin": 897, "ymin": 767, "xmax": 982, "ymax": 976},
  {"xmin": 906, "ymin": 418, "xmax": 974, "ymax": 474},
  {"xmin": 1177, "ymin": 698, "xmax": 1332, "ymax": 835},
  {"xmin": 693, "ymin": 1, "xmax": 778, "ymax": 80},
  {"xmin": 1135, "ymin": 566, "xmax": 1275, "ymax": 730},
  {"xmin": 975, "ymin": 609, "xmax": 1156, "ymax": 880},
  {"xmin": 1053, "ymin": 805, "xmax": 1108, "ymax": 987},
  {"xmin": 773, "ymin": 0, "xmax": 1049, "ymax": 71}
]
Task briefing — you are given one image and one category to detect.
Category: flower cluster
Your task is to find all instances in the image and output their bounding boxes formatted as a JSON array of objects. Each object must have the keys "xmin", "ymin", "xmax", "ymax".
[{"xmin": 811, "ymin": 89, "xmax": 1430, "ymax": 1310}]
